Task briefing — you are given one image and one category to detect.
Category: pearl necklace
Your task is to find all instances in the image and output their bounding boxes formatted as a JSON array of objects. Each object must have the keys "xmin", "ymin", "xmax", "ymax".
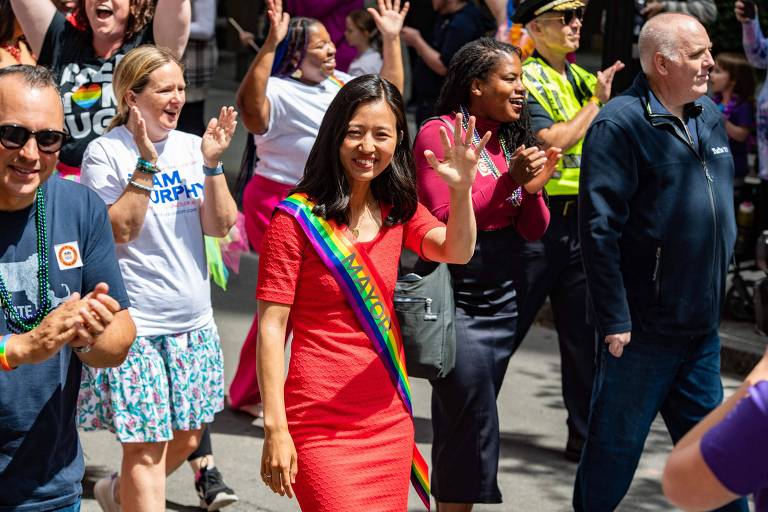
[{"xmin": 0, "ymin": 188, "xmax": 52, "ymax": 333}]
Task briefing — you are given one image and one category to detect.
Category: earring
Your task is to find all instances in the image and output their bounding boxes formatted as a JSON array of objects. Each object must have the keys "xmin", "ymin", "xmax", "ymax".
[{"xmin": 291, "ymin": 68, "xmax": 303, "ymax": 79}]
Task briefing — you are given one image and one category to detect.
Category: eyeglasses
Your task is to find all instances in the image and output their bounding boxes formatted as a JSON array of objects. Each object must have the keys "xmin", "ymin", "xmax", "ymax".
[
  {"xmin": 538, "ymin": 8, "xmax": 585, "ymax": 25},
  {"xmin": 0, "ymin": 124, "xmax": 68, "ymax": 154}
]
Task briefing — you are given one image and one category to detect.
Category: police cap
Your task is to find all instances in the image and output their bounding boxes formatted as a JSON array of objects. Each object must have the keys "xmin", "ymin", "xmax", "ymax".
[{"xmin": 513, "ymin": 0, "xmax": 586, "ymax": 25}]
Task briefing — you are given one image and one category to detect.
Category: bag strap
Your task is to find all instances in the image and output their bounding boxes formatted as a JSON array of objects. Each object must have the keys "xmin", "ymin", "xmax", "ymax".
[{"xmin": 274, "ymin": 193, "xmax": 431, "ymax": 509}]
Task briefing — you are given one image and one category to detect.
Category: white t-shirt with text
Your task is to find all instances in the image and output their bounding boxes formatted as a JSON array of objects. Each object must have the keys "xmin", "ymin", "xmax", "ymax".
[
  {"xmin": 81, "ymin": 126, "xmax": 213, "ymax": 336},
  {"xmin": 253, "ymin": 71, "xmax": 352, "ymax": 185}
]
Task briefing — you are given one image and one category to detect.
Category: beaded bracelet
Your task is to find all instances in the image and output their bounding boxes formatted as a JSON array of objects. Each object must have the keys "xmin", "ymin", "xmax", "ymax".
[
  {"xmin": 136, "ymin": 157, "xmax": 158, "ymax": 174},
  {"xmin": 203, "ymin": 161, "xmax": 224, "ymax": 177},
  {"xmin": 128, "ymin": 179, "xmax": 153, "ymax": 193},
  {"xmin": 0, "ymin": 334, "xmax": 16, "ymax": 371}
]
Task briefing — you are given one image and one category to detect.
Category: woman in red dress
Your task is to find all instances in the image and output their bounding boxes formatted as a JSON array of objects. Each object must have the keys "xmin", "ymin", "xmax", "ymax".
[{"xmin": 255, "ymin": 74, "xmax": 488, "ymax": 510}]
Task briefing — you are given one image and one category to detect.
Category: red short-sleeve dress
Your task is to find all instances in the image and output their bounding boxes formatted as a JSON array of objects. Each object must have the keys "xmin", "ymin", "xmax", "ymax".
[{"xmin": 256, "ymin": 202, "xmax": 443, "ymax": 512}]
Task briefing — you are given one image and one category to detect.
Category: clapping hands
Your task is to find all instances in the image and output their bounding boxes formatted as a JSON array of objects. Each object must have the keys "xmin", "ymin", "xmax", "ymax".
[
  {"xmin": 508, "ymin": 144, "xmax": 562, "ymax": 194},
  {"xmin": 201, "ymin": 107, "xmax": 238, "ymax": 168}
]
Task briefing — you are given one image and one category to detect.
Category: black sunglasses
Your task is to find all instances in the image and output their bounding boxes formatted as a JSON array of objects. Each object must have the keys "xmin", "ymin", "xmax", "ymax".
[
  {"xmin": 540, "ymin": 7, "xmax": 585, "ymax": 25},
  {"xmin": 0, "ymin": 124, "xmax": 68, "ymax": 154}
]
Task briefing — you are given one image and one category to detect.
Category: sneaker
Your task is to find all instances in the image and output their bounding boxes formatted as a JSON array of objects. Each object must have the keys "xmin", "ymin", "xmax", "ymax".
[
  {"xmin": 93, "ymin": 473, "xmax": 121, "ymax": 512},
  {"xmin": 196, "ymin": 464, "xmax": 239, "ymax": 511}
]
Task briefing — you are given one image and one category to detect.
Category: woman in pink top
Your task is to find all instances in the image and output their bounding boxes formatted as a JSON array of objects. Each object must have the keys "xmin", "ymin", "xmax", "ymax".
[{"xmin": 413, "ymin": 37, "xmax": 560, "ymax": 510}]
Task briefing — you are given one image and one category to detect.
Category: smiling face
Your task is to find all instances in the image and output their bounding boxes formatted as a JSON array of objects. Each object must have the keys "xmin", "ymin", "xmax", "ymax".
[
  {"xmin": 297, "ymin": 23, "xmax": 337, "ymax": 84},
  {"xmin": 127, "ymin": 62, "xmax": 185, "ymax": 141},
  {"xmin": 84, "ymin": 0, "xmax": 130, "ymax": 41},
  {"xmin": 531, "ymin": 10, "xmax": 582, "ymax": 55},
  {"xmin": 0, "ymin": 76, "xmax": 64, "ymax": 211},
  {"xmin": 339, "ymin": 99, "xmax": 398, "ymax": 185},
  {"xmin": 468, "ymin": 52, "xmax": 526, "ymax": 123}
]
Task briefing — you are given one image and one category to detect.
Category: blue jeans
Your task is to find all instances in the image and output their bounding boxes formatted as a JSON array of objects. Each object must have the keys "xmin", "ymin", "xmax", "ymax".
[
  {"xmin": 52, "ymin": 499, "xmax": 81, "ymax": 511},
  {"xmin": 573, "ymin": 330, "xmax": 749, "ymax": 512}
]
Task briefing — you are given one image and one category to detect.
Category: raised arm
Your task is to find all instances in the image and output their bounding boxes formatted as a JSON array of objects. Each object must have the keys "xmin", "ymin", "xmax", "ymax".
[
  {"xmin": 739, "ymin": 1, "xmax": 768, "ymax": 70},
  {"xmin": 200, "ymin": 107, "xmax": 239, "ymax": 237},
  {"xmin": 99, "ymin": 108, "xmax": 158, "ymax": 243},
  {"xmin": 420, "ymin": 114, "xmax": 486, "ymax": 264},
  {"xmin": 532, "ymin": 61, "xmax": 624, "ymax": 150},
  {"xmin": 10, "ymin": 0, "xmax": 56, "ymax": 56},
  {"xmin": 153, "ymin": 0, "xmax": 192, "ymax": 58},
  {"xmin": 368, "ymin": 0, "xmax": 408, "ymax": 93},
  {"xmin": 236, "ymin": 0, "xmax": 289, "ymax": 135}
]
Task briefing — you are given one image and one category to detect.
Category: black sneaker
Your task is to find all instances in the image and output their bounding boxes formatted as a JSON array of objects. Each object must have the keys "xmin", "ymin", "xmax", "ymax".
[{"xmin": 195, "ymin": 464, "xmax": 239, "ymax": 511}]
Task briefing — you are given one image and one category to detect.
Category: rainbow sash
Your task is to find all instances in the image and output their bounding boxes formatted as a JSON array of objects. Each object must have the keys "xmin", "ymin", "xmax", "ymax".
[{"xmin": 276, "ymin": 193, "xmax": 430, "ymax": 509}]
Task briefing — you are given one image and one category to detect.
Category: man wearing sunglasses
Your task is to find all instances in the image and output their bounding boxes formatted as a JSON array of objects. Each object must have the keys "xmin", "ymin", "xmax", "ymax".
[
  {"xmin": 506, "ymin": 0, "xmax": 624, "ymax": 464},
  {"xmin": 0, "ymin": 65, "xmax": 135, "ymax": 511}
]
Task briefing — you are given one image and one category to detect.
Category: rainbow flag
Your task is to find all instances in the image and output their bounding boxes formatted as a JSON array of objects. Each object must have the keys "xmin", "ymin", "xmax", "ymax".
[{"xmin": 276, "ymin": 193, "xmax": 431, "ymax": 509}]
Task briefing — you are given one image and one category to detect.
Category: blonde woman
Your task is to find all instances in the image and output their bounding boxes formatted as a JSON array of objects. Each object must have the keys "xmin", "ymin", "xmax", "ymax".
[{"xmin": 77, "ymin": 45, "xmax": 238, "ymax": 511}]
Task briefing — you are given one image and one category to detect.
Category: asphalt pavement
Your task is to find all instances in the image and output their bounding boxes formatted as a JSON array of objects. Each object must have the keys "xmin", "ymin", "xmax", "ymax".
[
  {"xmin": 78, "ymin": 252, "xmax": 745, "ymax": 512},
  {"xmin": 77, "ymin": 77, "xmax": 753, "ymax": 512}
]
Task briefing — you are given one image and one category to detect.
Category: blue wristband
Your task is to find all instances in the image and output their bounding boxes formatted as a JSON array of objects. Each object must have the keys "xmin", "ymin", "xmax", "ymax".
[{"xmin": 203, "ymin": 162, "xmax": 224, "ymax": 176}]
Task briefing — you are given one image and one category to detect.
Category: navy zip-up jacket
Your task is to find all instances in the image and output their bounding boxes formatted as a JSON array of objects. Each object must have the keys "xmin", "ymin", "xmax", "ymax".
[{"xmin": 578, "ymin": 74, "xmax": 736, "ymax": 337}]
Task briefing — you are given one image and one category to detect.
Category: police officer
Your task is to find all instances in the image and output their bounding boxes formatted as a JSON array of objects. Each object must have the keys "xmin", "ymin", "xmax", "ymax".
[{"xmin": 511, "ymin": 0, "xmax": 624, "ymax": 461}]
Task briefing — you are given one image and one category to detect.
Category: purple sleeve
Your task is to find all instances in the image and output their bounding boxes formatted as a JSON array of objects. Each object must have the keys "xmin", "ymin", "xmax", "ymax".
[
  {"xmin": 700, "ymin": 380, "xmax": 768, "ymax": 496},
  {"xmin": 728, "ymin": 102, "xmax": 755, "ymax": 129}
]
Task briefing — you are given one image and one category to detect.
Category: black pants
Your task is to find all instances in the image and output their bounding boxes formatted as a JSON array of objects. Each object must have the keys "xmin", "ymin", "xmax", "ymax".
[
  {"xmin": 509, "ymin": 199, "xmax": 596, "ymax": 442},
  {"xmin": 431, "ymin": 227, "xmax": 518, "ymax": 503}
]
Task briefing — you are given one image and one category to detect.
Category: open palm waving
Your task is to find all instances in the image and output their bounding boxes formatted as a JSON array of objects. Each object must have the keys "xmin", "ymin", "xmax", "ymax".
[{"xmin": 424, "ymin": 113, "xmax": 491, "ymax": 192}]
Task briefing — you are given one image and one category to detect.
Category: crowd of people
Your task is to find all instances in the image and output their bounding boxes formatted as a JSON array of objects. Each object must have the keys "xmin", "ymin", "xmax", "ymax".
[{"xmin": 1, "ymin": 0, "xmax": 768, "ymax": 512}]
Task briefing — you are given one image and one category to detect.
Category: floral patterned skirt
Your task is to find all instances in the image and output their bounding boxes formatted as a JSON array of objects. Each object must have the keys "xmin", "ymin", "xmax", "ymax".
[{"xmin": 77, "ymin": 322, "xmax": 225, "ymax": 442}]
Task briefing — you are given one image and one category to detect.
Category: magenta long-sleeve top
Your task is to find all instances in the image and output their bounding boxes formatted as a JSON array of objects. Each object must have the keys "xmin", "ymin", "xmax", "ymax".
[{"xmin": 414, "ymin": 114, "xmax": 550, "ymax": 239}]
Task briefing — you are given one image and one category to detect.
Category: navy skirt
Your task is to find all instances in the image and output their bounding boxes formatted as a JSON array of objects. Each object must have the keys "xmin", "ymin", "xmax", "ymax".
[{"xmin": 430, "ymin": 226, "xmax": 519, "ymax": 503}]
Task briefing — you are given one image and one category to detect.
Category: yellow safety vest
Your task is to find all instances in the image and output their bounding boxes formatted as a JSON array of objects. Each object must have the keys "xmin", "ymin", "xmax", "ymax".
[{"xmin": 522, "ymin": 56, "xmax": 597, "ymax": 196}]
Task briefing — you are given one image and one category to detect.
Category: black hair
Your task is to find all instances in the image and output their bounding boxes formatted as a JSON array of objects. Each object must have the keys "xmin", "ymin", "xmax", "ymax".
[
  {"xmin": 437, "ymin": 37, "xmax": 538, "ymax": 149},
  {"xmin": 0, "ymin": 0, "xmax": 15, "ymax": 43},
  {"xmin": 271, "ymin": 17, "xmax": 320, "ymax": 77},
  {"xmin": 0, "ymin": 64, "xmax": 60, "ymax": 93},
  {"xmin": 293, "ymin": 75, "xmax": 417, "ymax": 227}
]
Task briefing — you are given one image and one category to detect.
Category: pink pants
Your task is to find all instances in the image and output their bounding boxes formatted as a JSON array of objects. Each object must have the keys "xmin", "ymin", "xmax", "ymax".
[{"xmin": 229, "ymin": 174, "xmax": 294, "ymax": 409}]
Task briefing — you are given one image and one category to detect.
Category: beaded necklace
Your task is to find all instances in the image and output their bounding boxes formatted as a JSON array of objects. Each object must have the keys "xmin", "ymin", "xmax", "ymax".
[
  {"xmin": 0, "ymin": 37, "xmax": 24, "ymax": 63},
  {"xmin": 0, "ymin": 188, "xmax": 51, "ymax": 333},
  {"xmin": 458, "ymin": 105, "xmax": 523, "ymax": 206}
]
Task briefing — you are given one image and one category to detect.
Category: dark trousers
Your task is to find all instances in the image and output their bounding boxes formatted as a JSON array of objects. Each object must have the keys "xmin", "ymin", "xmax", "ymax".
[
  {"xmin": 509, "ymin": 202, "xmax": 596, "ymax": 441},
  {"xmin": 431, "ymin": 227, "xmax": 519, "ymax": 503},
  {"xmin": 573, "ymin": 330, "xmax": 749, "ymax": 512}
]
